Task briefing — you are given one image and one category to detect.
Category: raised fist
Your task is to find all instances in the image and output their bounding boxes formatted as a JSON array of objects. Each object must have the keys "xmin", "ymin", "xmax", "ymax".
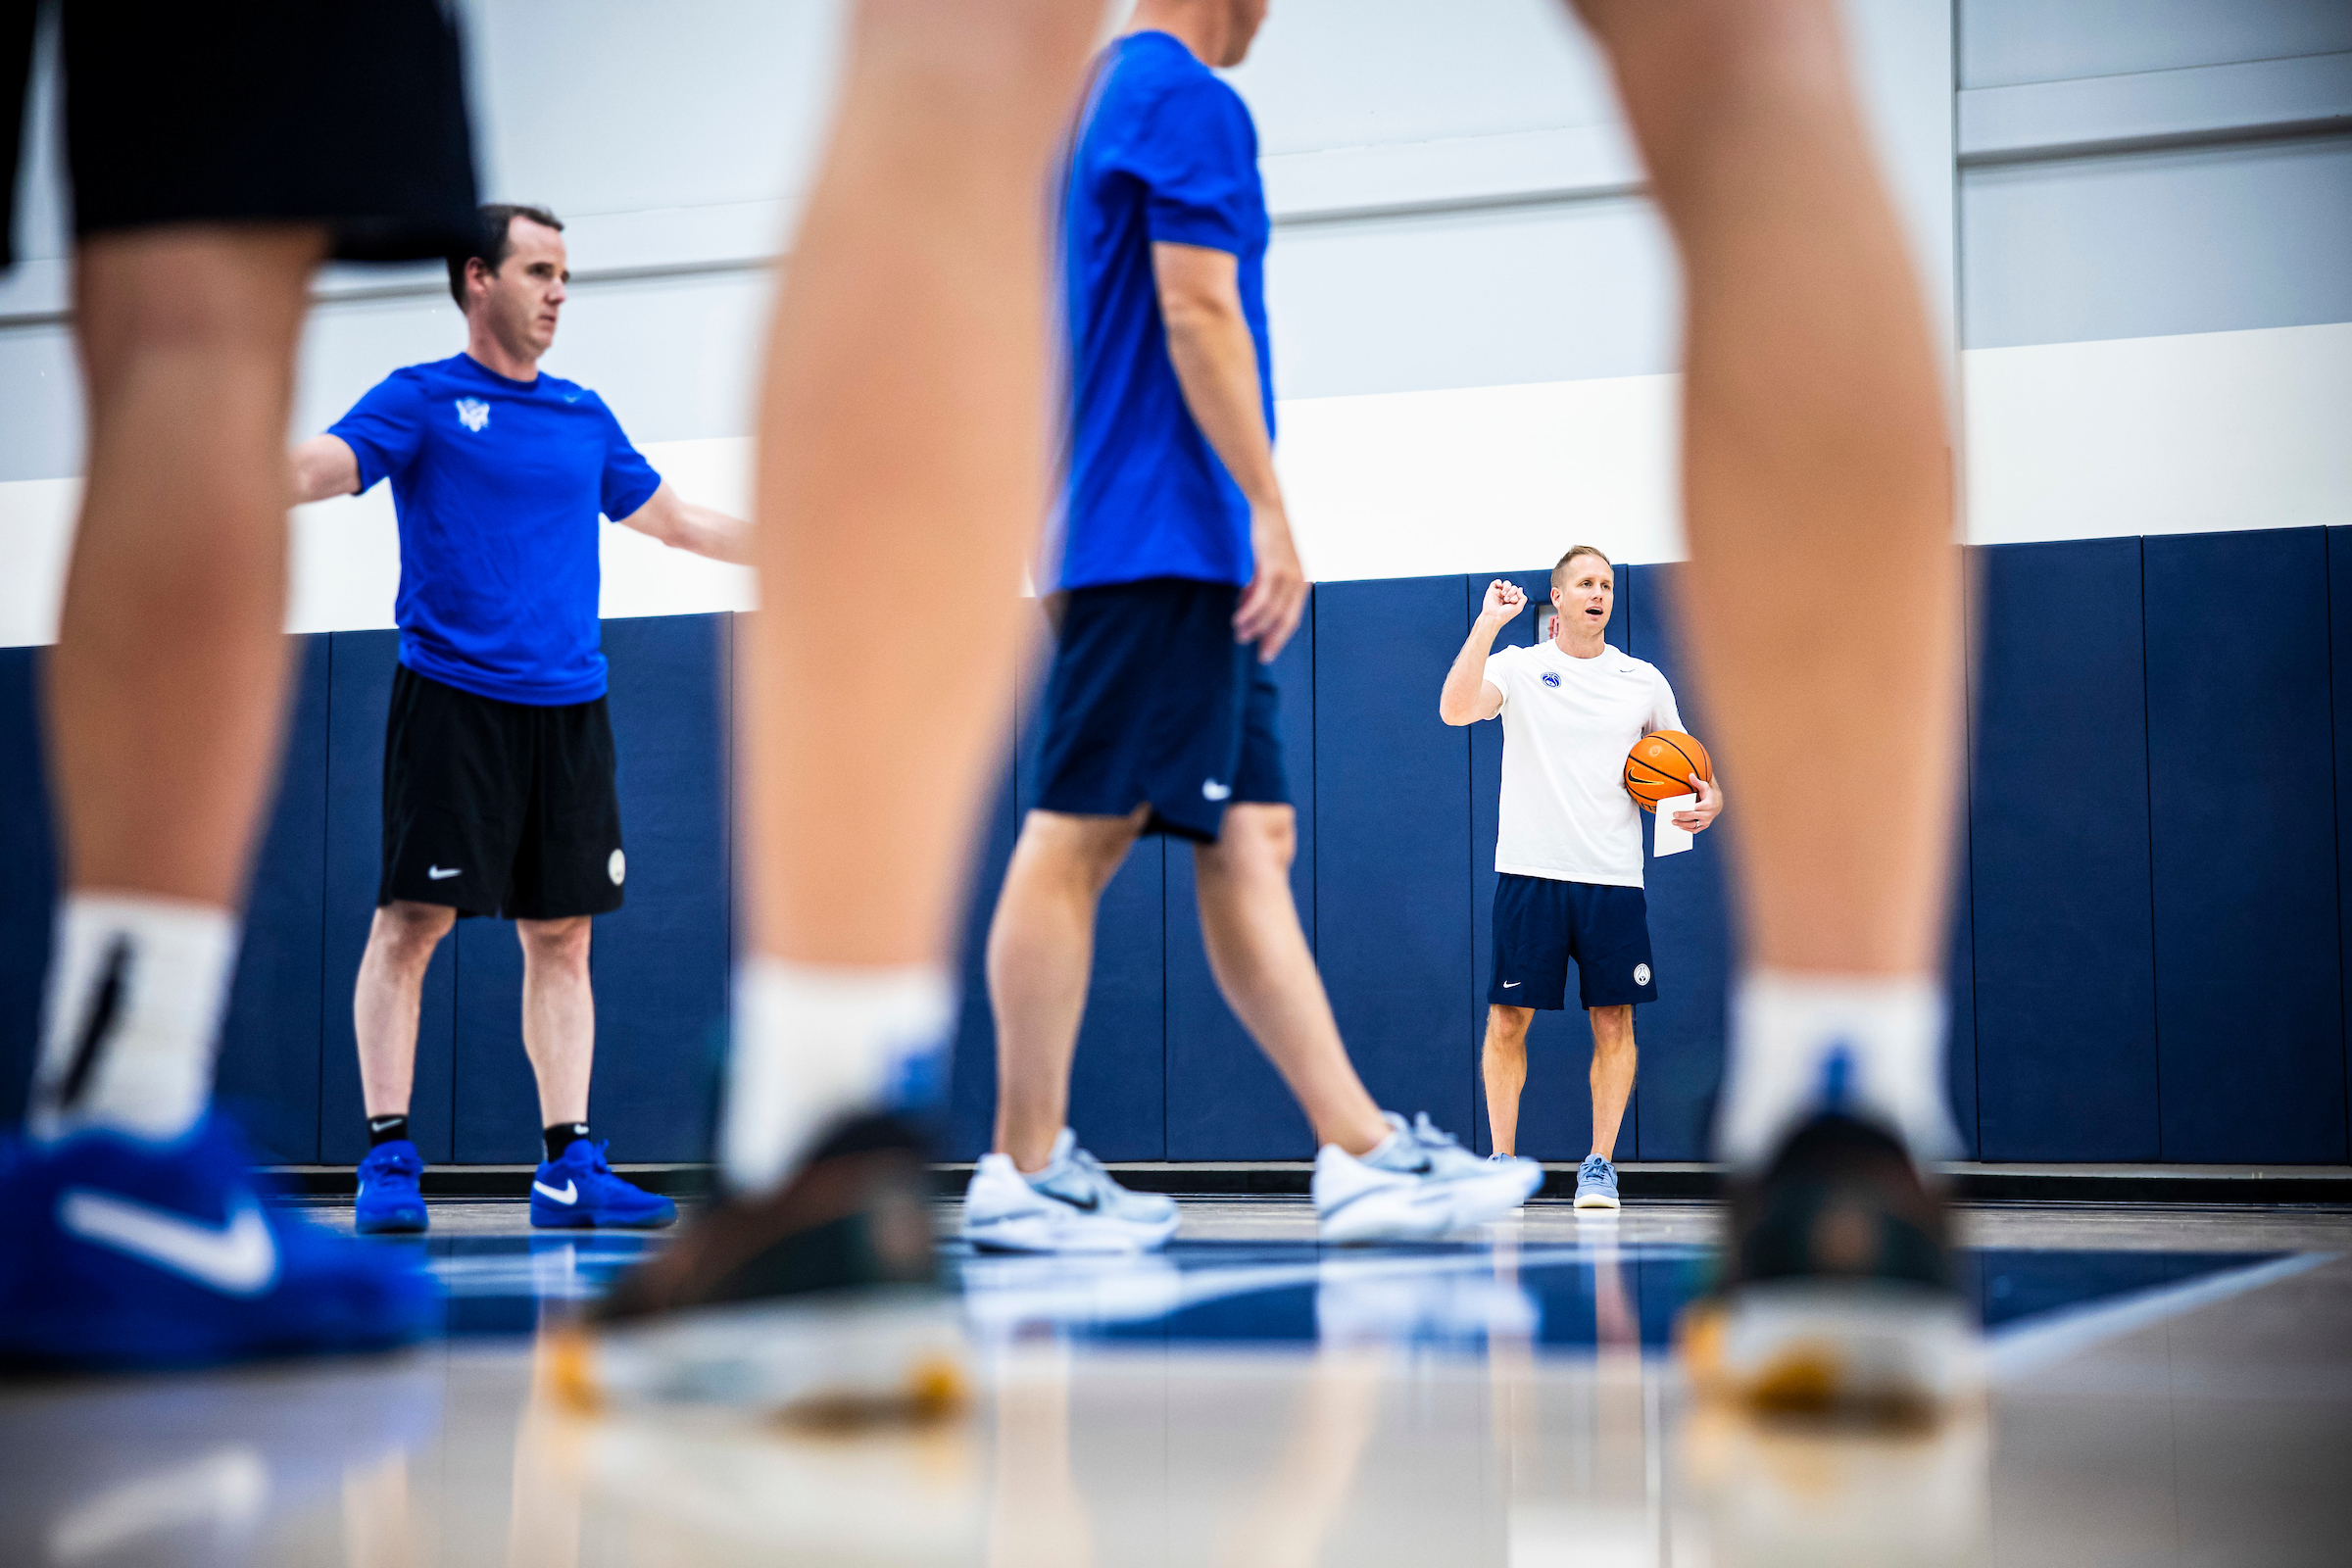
[{"xmin": 1482, "ymin": 579, "xmax": 1527, "ymax": 622}]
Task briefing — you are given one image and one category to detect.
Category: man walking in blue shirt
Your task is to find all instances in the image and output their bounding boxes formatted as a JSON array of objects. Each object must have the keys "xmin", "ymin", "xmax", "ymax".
[
  {"xmin": 287, "ymin": 205, "xmax": 747, "ymax": 1235},
  {"xmin": 960, "ymin": 0, "xmax": 1543, "ymax": 1252}
]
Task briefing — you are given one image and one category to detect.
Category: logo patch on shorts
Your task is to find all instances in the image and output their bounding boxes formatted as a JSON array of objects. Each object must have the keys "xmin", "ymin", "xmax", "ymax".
[
  {"xmin": 1541, "ymin": 671, "xmax": 1561, "ymax": 688},
  {"xmin": 454, "ymin": 398, "xmax": 490, "ymax": 432},
  {"xmin": 1202, "ymin": 779, "xmax": 1232, "ymax": 802},
  {"xmin": 608, "ymin": 850, "xmax": 626, "ymax": 886},
  {"xmin": 1633, "ymin": 962, "xmax": 1651, "ymax": 986}
]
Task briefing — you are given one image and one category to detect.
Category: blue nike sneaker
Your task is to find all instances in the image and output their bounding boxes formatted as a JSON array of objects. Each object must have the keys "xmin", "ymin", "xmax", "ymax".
[
  {"xmin": 1575, "ymin": 1152, "xmax": 1621, "ymax": 1210},
  {"xmin": 530, "ymin": 1139, "xmax": 676, "ymax": 1230},
  {"xmin": 0, "ymin": 1115, "xmax": 441, "ymax": 1369},
  {"xmin": 355, "ymin": 1140, "xmax": 429, "ymax": 1234}
]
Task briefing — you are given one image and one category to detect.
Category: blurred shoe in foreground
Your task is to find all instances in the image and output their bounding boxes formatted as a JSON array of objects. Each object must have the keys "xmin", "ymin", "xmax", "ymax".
[
  {"xmin": 552, "ymin": 1113, "xmax": 964, "ymax": 1420},
  {"xmin": 1680, "ymin": 1113, "xmax": 1980, "ymax": 1418}
]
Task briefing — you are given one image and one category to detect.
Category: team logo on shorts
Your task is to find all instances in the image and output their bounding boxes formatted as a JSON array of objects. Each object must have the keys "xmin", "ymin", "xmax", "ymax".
[
  {"xmin": 608, "ymin": 849, "xmax": 626, "ymax": 886},
  {"xmin": 455, "ymin": 397, "xmax": 491, "ymax": 432},
  {"xmin": 1541, "ymin": 671, "xmax": 1561, "ymax": 688},
  {"xmin": 1633, "ymin": 962, "xmax": 1651, "ymax": 986},
  {"xmin": 1201, "ymin": 779, "xmax": 1232, "ymax": 802}
]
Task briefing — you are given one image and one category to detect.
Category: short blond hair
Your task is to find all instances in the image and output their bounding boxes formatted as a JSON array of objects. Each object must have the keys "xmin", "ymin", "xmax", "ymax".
[{"xmin": 1551, "ymin": 546, "xmax": 1613, "ymax": 593}]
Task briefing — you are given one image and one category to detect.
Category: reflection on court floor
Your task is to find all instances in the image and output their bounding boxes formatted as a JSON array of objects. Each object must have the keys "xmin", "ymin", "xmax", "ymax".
[{"xmin": 3, "ymin": 1201, "xmax": 2344, "ymax": 1567}]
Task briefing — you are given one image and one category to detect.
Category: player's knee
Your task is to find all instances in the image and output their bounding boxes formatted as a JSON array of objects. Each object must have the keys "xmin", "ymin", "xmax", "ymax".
[
  {"xmin": 517, "ymin": 916, "xmax": 593, "ymax": 969},
  {"xmin": 370, "ymin": 902, "xmax": 454, "ymax": 963},
  {"xmin": 74, "ymin": 226, "xmax": 324, "ymax": 378},
  {"xmin": 1488, "ymin": 1004, "xmax": 1535, "ymax": 1043},
  {"xmin": 1591, "ymin": 1004, "xmax": 1636, "ymax": 1050}
]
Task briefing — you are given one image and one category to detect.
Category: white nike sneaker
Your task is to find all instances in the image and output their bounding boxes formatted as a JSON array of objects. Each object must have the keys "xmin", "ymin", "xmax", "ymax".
[
  {"xmin": 1313, "ymin": 1113, "xmax": 1543, "ymax": 1244},
  {"xmin": 959, "ymin": 1129, "xmax": 1180, "ymax": 1253}
]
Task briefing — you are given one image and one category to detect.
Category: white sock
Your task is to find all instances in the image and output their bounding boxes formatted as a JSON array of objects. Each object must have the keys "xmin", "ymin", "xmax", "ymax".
[
  {"xmin": 721, "ymin": 956, "xmax": 956, "ymax": 1197},
  {"xmin": 29, "ymin": 893, "xmax": 239, "ymax": 1145},
  {"xmin": 1714, "ymin": 968, "xmax": 1958, "ymax": 1173}
]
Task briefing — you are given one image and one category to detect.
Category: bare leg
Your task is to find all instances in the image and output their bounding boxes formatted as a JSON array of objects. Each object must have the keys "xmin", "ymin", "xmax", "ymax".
[
  {"xmin": 1574, "ymin": 0, "xmax": 1958, "ymax": 978},
  {"xmin": 1193, "ymin": 805, "xmax": 1389, "ymax": 1156},
  {"xmin": 48, "ymin": 226, "xmax": 324, "ymax": 905},
  {"xmin": 1481, "ymin": 1005, "xmax": 1533, "ymax": 1156},
  {"xmin": 988, "ymin": 808, "xmax": 1149, "ymax": 1172},
  {"xmin": 517, "ymin": 917, "xmax": 594, "ymax": 1128},
  {"xmin": 1588, "ymin": 1004, "xmax": 1637, "ymax": 1158},
  {"xmin": 353, "ymin": 902, "xmax": 457, "ymax": 1118},
  {"xmin": 741, "ymin": 1, "xmax": 1102, "ymax": 973}
]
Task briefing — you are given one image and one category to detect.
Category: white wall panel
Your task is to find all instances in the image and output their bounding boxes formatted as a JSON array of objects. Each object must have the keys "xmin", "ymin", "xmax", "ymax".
[{"xmin": 1960, "ymin": 0, "xmax": 2352, "ymax": 90}]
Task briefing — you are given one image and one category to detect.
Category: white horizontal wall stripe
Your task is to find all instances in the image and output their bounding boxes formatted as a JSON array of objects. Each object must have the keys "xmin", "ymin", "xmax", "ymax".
[{"xmin": 2, "ymin": 320, "xmax": 2345, "ymax": 648}]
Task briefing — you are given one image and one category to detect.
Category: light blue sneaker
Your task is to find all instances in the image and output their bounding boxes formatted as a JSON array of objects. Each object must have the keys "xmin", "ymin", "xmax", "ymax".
[
  {"xmin": 355, "ymin": 1140, "xmax": 428, "ymax": 1234},
  {"xmin": 1574, "ymin": 1152, "xmax": 1620, "ymax": 1210}
]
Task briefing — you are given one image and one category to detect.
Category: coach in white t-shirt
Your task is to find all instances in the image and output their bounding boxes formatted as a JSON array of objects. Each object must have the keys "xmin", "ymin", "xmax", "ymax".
[{"xmin": 1438, "ymin": 545, "xmax": 1723, "ymax": 1208}]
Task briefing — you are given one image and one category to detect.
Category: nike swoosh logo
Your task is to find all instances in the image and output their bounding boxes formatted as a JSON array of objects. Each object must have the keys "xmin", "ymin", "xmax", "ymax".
[
  {"xmin": 58, "ymin": 1188, "xmax": 279, "ymax": 1297},
  {"xmin": 1501, "ymin": 981, "xmax": 1521, "ymax": 989},
  {"xmin": 426, "ymin": 865, "xmax": 462, "ymax": 880},
  {"xmin": 534, "ymin": 1180, "xmax": 577, "ymax": 1204}
]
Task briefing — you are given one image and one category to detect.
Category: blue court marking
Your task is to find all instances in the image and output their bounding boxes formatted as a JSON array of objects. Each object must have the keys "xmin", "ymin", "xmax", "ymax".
[{"xmin": 407, "ymin": 1231, "xmax": 2310, "ymax": 1354}]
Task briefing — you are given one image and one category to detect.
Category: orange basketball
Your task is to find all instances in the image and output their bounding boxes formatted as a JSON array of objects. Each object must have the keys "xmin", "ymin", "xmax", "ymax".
[{"xmin": 1624, "ymin": 730, "xmax": 1712, "ymax": 812}]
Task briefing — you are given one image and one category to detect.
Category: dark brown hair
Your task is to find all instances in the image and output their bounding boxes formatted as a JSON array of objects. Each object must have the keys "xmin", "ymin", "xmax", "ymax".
[{"xmin": 447, "ymin": 204, "xmax": 564, "ymax": 309}]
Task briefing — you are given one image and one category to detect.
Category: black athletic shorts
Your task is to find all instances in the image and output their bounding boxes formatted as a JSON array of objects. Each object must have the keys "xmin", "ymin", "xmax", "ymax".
[
  {"xmin": 2, "ymin": 1, "xmax": 477, "ymax": 270},
  {"xmin": 1032, "ymin": 577, "xmax": 1290, "ymax": 842},
  {"xmin": 1490, "ymin": 873, "xmax": 1658, "ymax": 1011},
  {"xmin": 379, "ymin": 665, "xmax": 625, "ymax": 921}
]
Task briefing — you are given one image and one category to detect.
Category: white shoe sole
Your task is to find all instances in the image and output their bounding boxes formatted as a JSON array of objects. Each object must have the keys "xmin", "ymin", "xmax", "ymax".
[
  {"xmin": 1573, "ymin": 1190, "xmax": 1620, "ymax": 1210},
  {"xmin": 1317, "ymin": 1162, "xmax": 1544, "ymax": 1244},
  {"xmin": 551, "ymin": 1286, "xmax": 968, "ymax": 1419},
  {"xmin": 1682, "ymin": 1279, "xmax": 1982, "ymax": 1416},
  {"xmin": 960, "ymin": 1206, "xmax": 1179, "ymax": 1255}
]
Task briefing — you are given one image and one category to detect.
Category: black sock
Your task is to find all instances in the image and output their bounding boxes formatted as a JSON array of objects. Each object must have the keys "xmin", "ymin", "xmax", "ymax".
[
  {"xmin": 544, "ymin": 1122, "xmax": 591, "ymax": 1162},
  {"xmin": 367, "ymin": 1114, "xmax": 411, "ymax": 1149}
]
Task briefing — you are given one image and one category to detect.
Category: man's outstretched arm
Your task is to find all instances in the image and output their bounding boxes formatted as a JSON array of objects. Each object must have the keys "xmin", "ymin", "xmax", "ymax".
[
  {"xmin": 287, "ymin": 433, "xmax": 360, "ymax": 505},
  {"xmin": 614, "ymin": 481, "xmax": 752, "ymax": 564}
]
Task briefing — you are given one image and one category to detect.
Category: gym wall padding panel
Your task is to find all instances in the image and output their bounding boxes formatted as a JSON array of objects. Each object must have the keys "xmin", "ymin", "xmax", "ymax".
[
  {"xmin": 1314, "ymin": 574, "xmax": 1476, "ymax": 1136},
  {"xmin": 2144, "ymin": 527, "xmax": 2348, "ymax": 1162},
  {"xmin": 1620, "ymin": 564, "xmax": 1734, "ymax": 1161},
  {"xmin": 572, "ymin": 612, "xmax": 732, "ymax": 1162},
  {"xmin": 1008, "ymin": 602, "xmax": 1168, "ymax": 1162},
  {"xmin": 2332, "ymin": 526, "xmax": 2352, "ymax": 1153},
  {"xmin": 945, "ymin": 750, "xmax": 1021, "ymax": 1163},
  {"xmin": 1464, "ymin": 566, "xmax": 1634, "ymax": 1159},
  {"xmin": 1968, "ymin": 538, "xmax": 2159, "ymax": 1160},
  {"xmin": 0, "ymin": 647, "xmax": 55, "ymax": 1132},
  {"xmin": 1164, "ymin": 601, "xmax": 1319, "ymax": 1160},
  {"xmin": 321, "ymin": 630, "xmax": 458, "ymax": 1165},
  {"xmin": 451, "ymin": 918, "xmax": 532, "ymax": 1162},
  {"xmin": 212, "ymin": 636, "xmax": 331, "ymax": 1163}
]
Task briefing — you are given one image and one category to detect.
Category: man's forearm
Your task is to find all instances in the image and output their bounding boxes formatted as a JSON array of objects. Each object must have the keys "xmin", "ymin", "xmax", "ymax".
[
  {"xmin": 669, "ymin": 502, "xmax": 753, "ymax": 565},
  {"xmin": 1161, "ymin": 305, "xmax": 1280, "ymax": 506},
  {"xmin": 1440, "ymin": 618, "xmax": 1506, "ymax": 723}
]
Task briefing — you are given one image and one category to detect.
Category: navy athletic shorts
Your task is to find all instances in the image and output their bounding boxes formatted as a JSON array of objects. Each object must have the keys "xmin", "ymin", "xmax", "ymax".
[
  {"xmin": 1032, "ymin": 577, "xmax": 1289, "ymax": 842},
  {"xmin": 1489, "ymin": 873, "xmax": 1657, "ymax": 1011}
]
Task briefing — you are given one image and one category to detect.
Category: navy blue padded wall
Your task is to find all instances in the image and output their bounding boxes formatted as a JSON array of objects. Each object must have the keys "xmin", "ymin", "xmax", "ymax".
[
  {"xmin": 1945, "ymin": 564, "xmax": 1980, "ymax": 1158},
  {"xmin": 1464, "ymin": 567, "xmax": 1633, "ymax": 1158},
  {"xmin": 212, "ymin": 636, "xmax": 331, "ymax": 1162},
  {"xmin": 322, "ymin": 630, "xmax": 456, "ymax": 1164},
  {"xmin": 945, "ymin": 747, "xmax": 1021, "ymax": 1162},
  {"xmin": 1164, "ymin": 599, "xmax": 1318, "ymax": 1159},
  {"xmin": 580, "ymin": 612, "xmax": 732, "ymax": 1161},
  {"xmin": 1004, "ymin": 604, "xmax": 1167, "ymax": 1160},
  {"xmin": 2145, "ymin": 528, "xmax": 2346, "ymax": 1161},
  {"xmin": 1968, "ymin": 539, "xmax": 2157, "ymax": 1159},
  {"xmin": 2334, "ymin": 527, "xmax": 2352, "ymax": 1152},
  {"xmin": 0, "ymin": 647, "xmax": 55, "ymax": 1130},
  {"xmin": 1620, "ymin": 564, "xmax": 1733, "ymax": 1160},
  {"xmin": 1315, "ymin": 575, "xmax": 1475, "ymax": 1135},
  {"xmin": 444, "ymin": 614, "xmax": 734, "ymax": 1163}
]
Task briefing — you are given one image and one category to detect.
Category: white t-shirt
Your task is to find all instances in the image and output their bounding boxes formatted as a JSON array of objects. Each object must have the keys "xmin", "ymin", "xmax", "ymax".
[{"xmin": 1482, "ymin": 639, "xmax": 1684, "ymax": 888}]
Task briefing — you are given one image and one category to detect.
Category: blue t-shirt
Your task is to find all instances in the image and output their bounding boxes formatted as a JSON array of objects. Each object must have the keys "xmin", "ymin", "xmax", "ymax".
[
  {"xmin": 329, "ymin": 354, "xmax": 662, "ymax": 705},
  {"xmin": 1052, "ymin": 30, "xmax": 1272, "ymax": 594}
]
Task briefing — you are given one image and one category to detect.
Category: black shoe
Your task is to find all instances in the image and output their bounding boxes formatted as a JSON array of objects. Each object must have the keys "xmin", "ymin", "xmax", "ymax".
[
  {"xmin": 1680, "ymin": 1113, "xmax": 1980, "ymax": 1418},
  {"xmin": 551, "ymin": 1113, "xmax": 966, "ymax": 1421}
]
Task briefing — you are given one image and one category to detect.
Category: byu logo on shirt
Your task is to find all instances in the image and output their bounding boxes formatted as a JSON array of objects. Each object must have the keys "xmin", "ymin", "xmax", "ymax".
[
  {"xmin": 454, "ymin": 397, "xmax": 490, "ymax": 432},
  {"xmin": 1541, "ymin": 670, "xmax": 1561, "ymax": 688}
]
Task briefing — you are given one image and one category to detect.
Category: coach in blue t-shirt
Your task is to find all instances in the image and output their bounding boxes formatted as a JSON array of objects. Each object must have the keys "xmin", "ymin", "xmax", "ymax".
[
  {"xmin": 286, "ymin": 204, "xmax": 746, "ymax": 1233},
  {"xmin": 962, "ymin": 2, "xmax": 1539, "ymax": 1254}
]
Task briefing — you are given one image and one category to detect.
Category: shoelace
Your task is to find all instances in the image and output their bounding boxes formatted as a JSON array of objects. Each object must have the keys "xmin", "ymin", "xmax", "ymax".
[
  {"xmin": 1580, "ymin": 1155, "xmax": 1611, "ymax": 1178},
  {"xmin": 369, "ymin": 1151, "xmax": 421, "ymax": 1179},
  {"xmin": 1408, "ymin": 1112, "xmax": 1462, "ymax": 1152}
]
